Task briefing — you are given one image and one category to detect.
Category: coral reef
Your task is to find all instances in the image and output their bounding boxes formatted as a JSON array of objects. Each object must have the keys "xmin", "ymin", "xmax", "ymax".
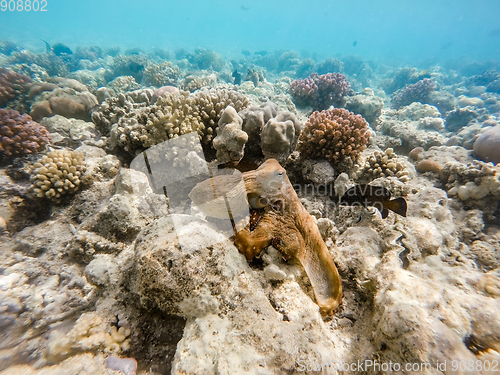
[
  {"xmin": 260, "ymin": 111, "xmax": 301, "ymax": 162},
  {"xmin": 141, "ymin": 61, "xmax": 181, "ymax": 87},
  {"xmin": 30, "ymin": 149, "xmax": 86, "ymax": 202},
  {"xmin": 0, "ymin": 109, "xmax": 50, "ymax": 157},
  {"xmin": 473, "ymin": 125, "xmax": 500, "ymax": 164},
  {"xmin": 391, "ymin": 78, "xmax": 436, "ymax": 109},
  {"xmin": 358, "ymin": 148, "xmax": 411, "ymax": 183},
  {"xmin": 187, "ymin": 48, "xmax": 224, "ymax": 71},
  {"xmin": 298, "ymin": 108, "xmax": 370, "ymax": 166},
  {"xmin": 445, "ymin": 106, "xmax": 479, "ymax": 132},
  {"xmin": 105, "ymin": 54, "xmax": 148, "ymax": 82},
  {"xmin": 108, "ymin": 88, "xmax": 250, "ymax": 155},
  {"xmin": 289, "ymin": 72, "xmax": 351, "ymax": 110},
  {"xmin": 0, "ymin": 68, "xmax": 31, "ymax": 107},
  {"xmin": 28, "ymin": 78, "xmax": 98, "ymax": 122},
  {"xmin": 91, "ymin": 89, "xmax": 153, "ymax": 135},
  {"xmin": 237, "ymin": 101, "xmax": 301, "ymax": 161},
  {"xmin": 212, "ymin": 106, "xmax": 248, "ymax": 164},
  {"xmin": 344, "ymin": 88, "xmax": 384, "ymax": 125},
  {"xmin": 316, "ymin": 58, "xmax": 344, "ymax": 75},
  {"xmin": 378, "ymin": 103, "xmax": 448, "ymax": 152},
  {"xmin": 179, "ymin": 72, "xmax": 218, "ymax": 92}
]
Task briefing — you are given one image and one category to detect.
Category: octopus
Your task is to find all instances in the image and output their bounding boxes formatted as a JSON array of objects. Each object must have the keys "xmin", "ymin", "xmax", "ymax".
[{"xmin": 189, "ymin": 159, "xmax": 342, "ymax": 316}]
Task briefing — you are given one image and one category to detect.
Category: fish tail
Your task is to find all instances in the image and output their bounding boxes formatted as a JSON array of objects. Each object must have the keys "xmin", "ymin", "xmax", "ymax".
[{"xmin": 384, "ymin": 197, "xmax": 407, "ymax": 217}]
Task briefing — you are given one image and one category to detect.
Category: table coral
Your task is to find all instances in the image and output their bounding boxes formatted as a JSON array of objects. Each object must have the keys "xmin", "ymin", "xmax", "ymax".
[
  {"xmin": 30, "ymin": 149, "xmax": 86, "ymax": 202},
  {"xmin": 0, "ymin": 67, "xmax": 31, "ymax": 106},
  {"xmin": 298, "ymin": 108, "xmax": 370, "ymax": 166},
  {"xmin": 289, "ymin": 72, "xmax": 351, "ymax": 110},
  {"xmin": 0, "ymin": 108, "xmax": 50, "ymax": 157},
  {"xmin": 233, "ymin": 159, "xmax": 343, "ymax": 315}
]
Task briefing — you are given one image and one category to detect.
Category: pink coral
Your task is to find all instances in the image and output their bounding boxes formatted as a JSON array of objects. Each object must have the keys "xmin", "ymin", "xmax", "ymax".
[
  {"xmin": 0, "ymin": 108, "xmax": 50, "ymax": 157},
  {"xmin": 289, "ymin": 72, "xmax": 351, "ymax": 110},
  {"xmin": 298, "ymin": 108, "xmax": 370, "ymax": 165},
  {"xmin": 0, "ymin": 68, "xmax": 31, "ymax": 107}
]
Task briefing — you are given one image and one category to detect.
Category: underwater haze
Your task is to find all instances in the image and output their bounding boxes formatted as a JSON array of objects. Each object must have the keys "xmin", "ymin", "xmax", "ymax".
[
  {"xmin": 2, "ymin": 0, "xmax": 500, "ymax": 374},
  {"xmin": 1, "ymin": 0, "xmax": 500, "ymax": 63}
]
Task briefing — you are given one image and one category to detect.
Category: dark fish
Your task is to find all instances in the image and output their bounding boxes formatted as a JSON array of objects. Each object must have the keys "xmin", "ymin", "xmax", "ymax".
[
  {"xmin": 339, "ymin": 184, "xmax": 407, "ymax": 219},
  {"xmin": 353, "ymin": 40, "xmax": 357, "ymax": 47},
  {"xmin": 129, "ymin": 62, "xmax": 144, "ymax": 73},
  {"xmin": 232, "ymin": 69, "xmax": 242, "ymax": 85},
  {"xmin": 51, "ymin": 42, "xmax": 72, "ymax": 56}
]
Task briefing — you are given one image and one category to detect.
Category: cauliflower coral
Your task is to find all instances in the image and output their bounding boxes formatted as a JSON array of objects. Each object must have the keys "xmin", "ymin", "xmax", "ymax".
[{"xmin": 298, "ymin": 108, "xmax": 370, "ymax": 165}]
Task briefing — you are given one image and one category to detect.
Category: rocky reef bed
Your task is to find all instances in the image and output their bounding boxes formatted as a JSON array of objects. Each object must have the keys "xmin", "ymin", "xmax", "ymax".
[{"xmin": 0, "ymin": 42, "xmax": 500, "ymax": 374}]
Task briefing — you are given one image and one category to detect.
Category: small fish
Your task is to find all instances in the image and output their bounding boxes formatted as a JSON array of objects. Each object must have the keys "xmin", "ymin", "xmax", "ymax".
[
  {"xmin": 232, "ymin": 69, "xmax": 242, "ymax": 85},
  {"xmin": 352, "ymin": 40, "xmax": 357, "ymax": 47},
  {"xmin": 339, "ymin": 184, "xmax": 407, "ymax": 219},
  {"xmin": 241, "ymin": 5, "xmax": 250, "ymax": 11}
]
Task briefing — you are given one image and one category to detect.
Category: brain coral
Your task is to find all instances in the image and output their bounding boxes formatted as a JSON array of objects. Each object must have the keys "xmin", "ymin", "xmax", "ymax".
[
  {"xmin": 391, "ymin": 78, "xmax": 436, "ymax": 109},
  {"xmin": 0, "ymin": 108, "xmax": 50, "ymax": 157},
  {"xmin": 289, "ymin": 72, "xmax": 351, "ymax": 110},
  {"xmin": 0, "ymin": 68, "xmax": 31, "ymax": 106},
  {"xmin": 30, "ymin": 149, "xmax": 85, "ymax": 202},
  {"xmin": 298, "ymin": 108, "xmax": 370, "ymax": 165}
]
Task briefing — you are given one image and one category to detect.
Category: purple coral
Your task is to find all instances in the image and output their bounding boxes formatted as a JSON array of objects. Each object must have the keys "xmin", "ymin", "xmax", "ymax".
[
  {"xmin": 290, "ymin": 73, "xmax": 351, "ymax": 110},
  {"xmin": 0, "ymin": 108, "xmax": 50, "ymax": 157},
  {"xmin": 391, "ymin": 78, "xmax": 436, "ymax": 109},
  {"xmin": 0, "ymin": 68, "xmax": 31, "ymax": 107}
]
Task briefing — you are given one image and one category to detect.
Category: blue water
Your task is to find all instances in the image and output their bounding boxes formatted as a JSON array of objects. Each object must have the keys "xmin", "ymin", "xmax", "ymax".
[{"xmin": 1, "ymin": 0, "xmax": 500, "ymax": 64}]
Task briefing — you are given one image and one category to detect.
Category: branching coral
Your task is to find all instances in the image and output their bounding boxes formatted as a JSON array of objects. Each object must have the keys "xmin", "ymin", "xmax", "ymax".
[
  {"xmin": 142, "ymin": 62, "xmax": 181, "ymax": 87},
  {"xmin": 91, "ymin": 90, "xmax": 153, "ymax": 135},
  {"xmin": 289, "ymin": 72, "xmax": 351, "ymax": 110},
  {"xmin": 0, "ymin": 67, "xmax": 31, "ymax": 106},
  {"xmin": 108, "ymin": 89, "xmax": 250, "ymax": 154},
  {"xmin": 298, "ymin": 108, "xmax": 370, "ymax": 165},
  {"xmin": 391, "ymin": 78, "xmax": 436, "ymax": 109},
  {"xmin": 0, "ymin": 108, "xmax": 50, "ymax": 157},
  {"xmin": 30, "ymin": 149, "xmax": 86, "ymax": 202}
]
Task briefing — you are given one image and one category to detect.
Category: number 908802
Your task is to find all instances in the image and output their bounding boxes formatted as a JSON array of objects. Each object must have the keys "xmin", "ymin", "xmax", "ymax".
[{"xmin": 1, "ymin": 0, "xmax": 47, "ymax": 11}]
